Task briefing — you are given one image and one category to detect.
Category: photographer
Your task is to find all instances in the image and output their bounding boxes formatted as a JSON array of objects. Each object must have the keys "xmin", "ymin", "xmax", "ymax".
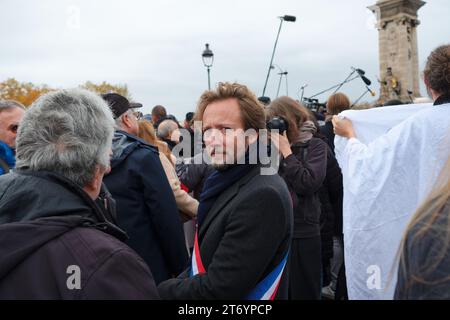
[{"xmin": 267, "ymin": 96, "xmax": 328, "ymax": 300}]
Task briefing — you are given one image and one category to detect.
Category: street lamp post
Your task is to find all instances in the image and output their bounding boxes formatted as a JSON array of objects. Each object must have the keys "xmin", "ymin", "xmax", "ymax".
[
  {"xmin": 260, "ymin": 15, "xmax": 296, "ymax": 100},
  {"xmin": 202, "ymin": 43, "xmax": 214, "ymax": 90},
  {"xmin": 272, "ymin": 64, "xmax": 288, "ymax": 98},
  {"xmin": 277, "ymin": 71, "xmax": 289, "ymax": 97}
]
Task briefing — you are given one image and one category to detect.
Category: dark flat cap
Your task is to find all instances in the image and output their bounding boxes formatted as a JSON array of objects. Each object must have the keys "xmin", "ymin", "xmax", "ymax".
[{"xmin": 101, "ymin": 93, "xmax": 142, "ymax": 119}]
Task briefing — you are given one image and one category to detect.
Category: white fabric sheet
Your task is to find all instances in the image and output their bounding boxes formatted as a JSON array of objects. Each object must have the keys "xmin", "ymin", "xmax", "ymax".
[{"xmin": 334, "ymin": 103, "xmax": 450, "ymax": 300}]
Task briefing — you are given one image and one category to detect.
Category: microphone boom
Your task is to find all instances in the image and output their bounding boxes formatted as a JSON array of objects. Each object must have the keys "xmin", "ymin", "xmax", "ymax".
[
  {"xmin": 283, "ymin": 15, "xmax": 296, "ymax": 22},
  {"xmin": 361, "ymin": 75, "xmax": 372, "ymax": 86}
]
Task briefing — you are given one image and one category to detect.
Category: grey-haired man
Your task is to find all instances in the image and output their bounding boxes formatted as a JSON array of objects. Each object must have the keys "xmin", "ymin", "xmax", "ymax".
[{"xmin": 0, "ymin": 89, "xmax": 160, "ymax": 299}]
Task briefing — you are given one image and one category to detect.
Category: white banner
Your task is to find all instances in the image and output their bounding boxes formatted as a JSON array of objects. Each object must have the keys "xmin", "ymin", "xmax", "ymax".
[{"xmin": 335, "ymin": 102, "xmax": 450, "ymax": 299}]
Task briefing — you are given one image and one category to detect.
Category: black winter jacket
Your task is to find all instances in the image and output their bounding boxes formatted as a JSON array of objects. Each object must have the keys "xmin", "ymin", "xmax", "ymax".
[
  {"xmin": 103, "ymin": 131, "xmax": 188, "ymax": 284},
  {"xmin": 0, "ymin": 171, "xmax": 159, "ymax": 299},
  {"xmin": 158, "ymin": 165, "xmax": 293, "ymax": 299}
]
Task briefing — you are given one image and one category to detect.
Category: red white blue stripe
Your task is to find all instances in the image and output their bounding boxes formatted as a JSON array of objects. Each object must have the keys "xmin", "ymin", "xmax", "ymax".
[
  {"xmin": 245, "ymin": 252, "xmax": 288, "ymax": 300},
  {"xmin": 189, "ymin": 231, "xmax": 205, "ymax": 276},
  {"xmin": 190, "ymin": 229, "xmax": 289, "ymax": 300}
]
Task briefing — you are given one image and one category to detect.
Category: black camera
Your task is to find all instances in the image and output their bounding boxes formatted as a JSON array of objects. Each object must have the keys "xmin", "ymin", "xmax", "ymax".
[{"xmin": 267, "ymin": 116, "xmax": 289, "ymax": 134}]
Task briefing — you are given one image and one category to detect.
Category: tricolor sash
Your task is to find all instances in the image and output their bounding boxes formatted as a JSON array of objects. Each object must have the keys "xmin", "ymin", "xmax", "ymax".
[
  {"xmin": 190, "ymin": 230, "xmax": 289, "ymax": 300},
  {"xmin": 190, "ymin": 230, "xmax": 206, "ymax": 275}
]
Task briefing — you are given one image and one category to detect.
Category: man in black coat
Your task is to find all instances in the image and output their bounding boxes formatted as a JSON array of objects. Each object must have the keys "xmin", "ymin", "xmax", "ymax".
[
  {"xmin": 0, "ymin": 100, "xmax": 25, "ymax": 175},
  {"xmin": 102, "ymin": 93, "xmax": 188, "ymax": 285},
  {"xmin": 0, "ymin": 89, "xmax": 159, "ymax": 299},
  {"xmin": 158, "ymin": 82, "xmax": 293, "ymax": 299}
]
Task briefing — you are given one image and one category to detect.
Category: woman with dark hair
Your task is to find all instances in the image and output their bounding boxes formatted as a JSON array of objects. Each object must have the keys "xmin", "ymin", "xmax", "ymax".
[{"xmin": 267, "ymin": 96, "xmax": 328, "ymax": 299}]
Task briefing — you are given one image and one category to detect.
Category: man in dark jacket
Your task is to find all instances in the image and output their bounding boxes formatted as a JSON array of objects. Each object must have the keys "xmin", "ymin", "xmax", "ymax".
[
  {"xmin": 0, "ymin": 100, "xmax": 25, "ymax": 175},
  {"xmin": 151, "ymin": 105, "xmax": 167, "ymax": 129},
  {"xmin": 0, "ymin": 89, "xmax": 159, "ymax": 299},
  {"xmin": 158, "ymin": 82, "xmax": 293, "ymax": 299},
  {"xmin": 319, "ymin": 92, "xmax": 351, "ymax": 155},
  {"xmin": 102, "ymin": 93, "xmax": 188, "ymax": 285}
]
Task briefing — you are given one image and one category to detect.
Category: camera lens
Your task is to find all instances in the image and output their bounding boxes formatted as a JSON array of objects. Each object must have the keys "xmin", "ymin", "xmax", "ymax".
[{"xmin": 267, "ymin": 117, "xmax": 288, "ymax": 134}]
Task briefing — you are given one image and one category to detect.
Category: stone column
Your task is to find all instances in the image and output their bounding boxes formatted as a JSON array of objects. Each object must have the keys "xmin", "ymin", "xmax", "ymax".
[{"xmin": 368, "ymin": 0, "xmax": 425, "ymax": 103}]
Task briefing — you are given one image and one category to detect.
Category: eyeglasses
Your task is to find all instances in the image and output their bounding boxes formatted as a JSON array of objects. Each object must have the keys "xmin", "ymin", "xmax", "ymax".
[{"xmin": 133, "ymin": 111, "xmax": 142, "ymax": 120}]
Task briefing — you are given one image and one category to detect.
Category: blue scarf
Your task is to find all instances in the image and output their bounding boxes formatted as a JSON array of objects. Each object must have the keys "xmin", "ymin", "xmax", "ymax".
[
  {"xmin": 0, "ymin": 141, "xmax": 15, "ymax": 175},
  {"xmin": 197, "ymin": 163, "xmax": 255, "ymax": 227}
]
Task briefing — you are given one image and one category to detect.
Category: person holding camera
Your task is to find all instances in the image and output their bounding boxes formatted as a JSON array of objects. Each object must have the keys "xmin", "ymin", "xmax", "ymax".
[{"xmin": 267, "ymin": 96, "xmax": 328, "ymax": 300}]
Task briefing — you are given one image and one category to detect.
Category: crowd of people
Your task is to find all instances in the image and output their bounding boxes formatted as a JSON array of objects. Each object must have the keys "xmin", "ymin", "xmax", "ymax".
[{"xmin": 0, "ymin": 44, "xmax": 448, "ymax": 300}]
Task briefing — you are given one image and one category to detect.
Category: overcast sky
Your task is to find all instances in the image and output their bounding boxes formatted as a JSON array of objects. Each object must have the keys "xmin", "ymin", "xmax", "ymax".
[{"xmin": 1, "ymin": 0, "xmax": 449, "ymax": 119}]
